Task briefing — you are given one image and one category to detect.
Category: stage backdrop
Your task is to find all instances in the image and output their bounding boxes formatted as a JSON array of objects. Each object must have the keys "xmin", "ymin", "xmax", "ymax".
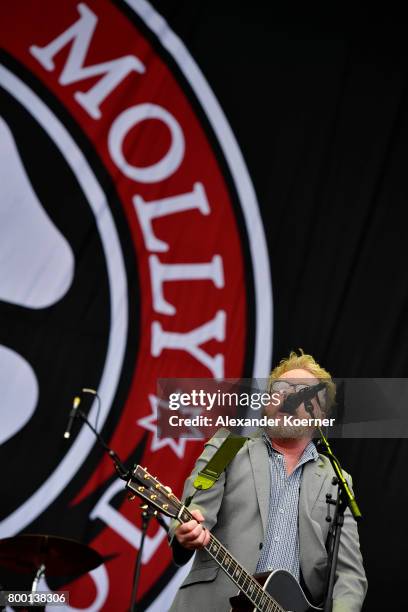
[{"xmin": 1, "ymin": 1, "xmax": 406, "ymax": 610}]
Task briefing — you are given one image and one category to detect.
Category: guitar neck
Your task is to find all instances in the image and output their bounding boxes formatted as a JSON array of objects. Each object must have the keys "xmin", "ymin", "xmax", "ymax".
[
  {"xmin": 178, "ymin": 504, "xmax": 284, "ymax": 612},
  {"xmin": 126, "ymin": 467, "xmax": 287, "ymax": 612}
]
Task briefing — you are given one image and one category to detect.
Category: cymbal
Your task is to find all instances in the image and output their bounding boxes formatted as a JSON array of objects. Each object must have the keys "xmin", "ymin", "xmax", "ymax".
[{"xmin": 0, "ymin": 534, "xmax": 103, "ymax": 576}]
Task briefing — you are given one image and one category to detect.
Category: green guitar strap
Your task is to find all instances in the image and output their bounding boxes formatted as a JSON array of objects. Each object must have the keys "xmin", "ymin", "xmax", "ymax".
[{"xmin": 193, "ymin": 431, "xmax": 248, "ymax": 491}]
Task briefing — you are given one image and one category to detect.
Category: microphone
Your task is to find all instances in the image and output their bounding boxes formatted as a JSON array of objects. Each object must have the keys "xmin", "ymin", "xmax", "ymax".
[
  {"xmin": 64, "ymin": 395, "xmax": 81, "ymax": 439},
  {"xmin": 63, "ymin": 388, "xmax": 98, "ymax": 440},
  {"xmin": 281, "ymin": 382, "xmax": 326, "ymax": 415}
]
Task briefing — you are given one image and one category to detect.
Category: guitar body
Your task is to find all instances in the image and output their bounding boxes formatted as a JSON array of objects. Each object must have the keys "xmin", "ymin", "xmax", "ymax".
[{"xmin": 229, "ymin": 570, "xmax": 322, "ymax": 612}]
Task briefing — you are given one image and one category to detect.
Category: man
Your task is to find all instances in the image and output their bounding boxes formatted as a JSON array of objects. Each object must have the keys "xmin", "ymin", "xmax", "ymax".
[{"xmin": 168, "ymin": 351, "xmax": 367, "ymax": 611}]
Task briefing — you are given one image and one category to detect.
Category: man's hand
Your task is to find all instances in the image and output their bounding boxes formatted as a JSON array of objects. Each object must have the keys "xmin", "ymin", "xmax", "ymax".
[{"xmin": 174, "ymin": 509, "xmax": 211, "ymax": 550}]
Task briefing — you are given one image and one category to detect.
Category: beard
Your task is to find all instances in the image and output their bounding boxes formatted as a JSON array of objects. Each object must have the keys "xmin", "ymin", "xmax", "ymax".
[{"xmin": 263, "ymin": 409, "xmax": 316, "ymax": 439}]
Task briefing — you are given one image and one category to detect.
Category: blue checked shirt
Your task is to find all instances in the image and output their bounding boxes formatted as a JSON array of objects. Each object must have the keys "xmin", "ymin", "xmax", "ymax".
[{"xmin": 256, "ymin": 434, "xmax": 319, "ymax": 579}]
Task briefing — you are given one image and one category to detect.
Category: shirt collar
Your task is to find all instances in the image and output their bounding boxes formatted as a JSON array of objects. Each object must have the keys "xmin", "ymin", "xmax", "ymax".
[{"xmin": 262, "ymin": 432, "xmax": 319, "ymax": 467}]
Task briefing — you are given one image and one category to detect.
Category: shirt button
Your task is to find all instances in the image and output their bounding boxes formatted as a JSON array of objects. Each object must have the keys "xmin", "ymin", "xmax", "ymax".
[
  {"xmin": 279, "ymin": 508, "xmax": 284, "ymax": 514},
  {"xmin": 274, "ymin": 536, "xmax": 279, "ymax": 542}
]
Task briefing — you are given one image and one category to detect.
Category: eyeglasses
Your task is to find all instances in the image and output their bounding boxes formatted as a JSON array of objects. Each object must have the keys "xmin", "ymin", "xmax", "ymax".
[{"xmin": 270, "ymin": 381, "xmax": 313, "ymax": 394}]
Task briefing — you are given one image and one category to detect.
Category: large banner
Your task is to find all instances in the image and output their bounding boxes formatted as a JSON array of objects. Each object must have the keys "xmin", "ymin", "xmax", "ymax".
[{"xmin": 0, "ymin": 1, "xmax": 272, "ymax": 610}]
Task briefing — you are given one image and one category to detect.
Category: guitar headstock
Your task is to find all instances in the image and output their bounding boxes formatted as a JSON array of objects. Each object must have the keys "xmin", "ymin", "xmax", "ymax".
[{"xmin": 126, "ymin": 465, "xmax": 181, "ymax": 520}]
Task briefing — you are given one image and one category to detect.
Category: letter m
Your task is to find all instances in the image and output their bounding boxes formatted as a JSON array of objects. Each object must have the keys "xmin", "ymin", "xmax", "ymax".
[{"xmin": 30, "ymin": 2, "xmax": 145, "ymax": 119}]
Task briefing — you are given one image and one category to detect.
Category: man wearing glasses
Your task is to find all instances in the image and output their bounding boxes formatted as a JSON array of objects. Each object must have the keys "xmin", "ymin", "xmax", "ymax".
[{"xmin": 169, "ymin": 350, "xmax": 367, "ymax": 611}]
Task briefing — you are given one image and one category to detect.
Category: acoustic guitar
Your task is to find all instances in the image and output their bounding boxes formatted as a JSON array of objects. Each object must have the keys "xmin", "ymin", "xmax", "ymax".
[{"xmin": 126, "ymin": 465, "xmax": 322, "ymax": 612}]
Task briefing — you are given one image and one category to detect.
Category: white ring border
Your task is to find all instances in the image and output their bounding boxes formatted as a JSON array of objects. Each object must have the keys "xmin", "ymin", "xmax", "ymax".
[{"xmin": 0, "ymin": 64, "xmax": 128, "ymax": 536}]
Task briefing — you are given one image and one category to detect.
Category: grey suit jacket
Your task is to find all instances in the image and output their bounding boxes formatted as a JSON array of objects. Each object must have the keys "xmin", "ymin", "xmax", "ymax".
[{"xmin": 169, "ymin": 430, "xmax": 367, "ymax": 612}]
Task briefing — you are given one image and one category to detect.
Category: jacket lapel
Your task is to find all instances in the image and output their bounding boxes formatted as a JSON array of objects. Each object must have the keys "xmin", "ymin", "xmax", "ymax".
[
  {"xmin": 248, "ymin": 435, "xmax": 270, "ymax": 535},
  {"xmin": 299, "ymin": 456, "xmax": 329, "ymax": 597},
  {"xmin": 300, "ymin": 457, "xmax": 327, "ymax": 513}
]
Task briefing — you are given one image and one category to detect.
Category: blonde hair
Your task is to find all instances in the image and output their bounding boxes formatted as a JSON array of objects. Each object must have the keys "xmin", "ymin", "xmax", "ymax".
[{"xmin": 269, "ymin": 349, "xmax": 336, "ymax": 412}]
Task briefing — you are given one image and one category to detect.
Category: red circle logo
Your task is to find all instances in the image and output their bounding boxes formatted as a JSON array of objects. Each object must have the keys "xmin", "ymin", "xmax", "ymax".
[{"xmin": 0, "ymin": 1, "xmax": 272, "ymax": 609}]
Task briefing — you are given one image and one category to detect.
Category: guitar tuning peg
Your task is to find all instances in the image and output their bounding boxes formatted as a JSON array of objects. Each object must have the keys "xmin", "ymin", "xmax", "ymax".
[
  {"xmin": 164, "ymin": 486, "xmax": 172, "ymax": 493},
  {"xmin": 128, "ymin": 493, "xmax": 136, "ymax": 501}
]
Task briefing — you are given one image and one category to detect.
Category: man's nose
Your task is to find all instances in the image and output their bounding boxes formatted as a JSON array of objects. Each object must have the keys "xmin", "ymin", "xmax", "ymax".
[{"xmin": 280, "ymin": 389, "xmax": 292, "ymax": 399}]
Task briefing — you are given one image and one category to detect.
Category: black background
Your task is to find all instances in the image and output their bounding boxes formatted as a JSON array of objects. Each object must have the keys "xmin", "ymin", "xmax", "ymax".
[{"xmin": 148, "ymin": 2, "xmax": 408, "ymax": 609}]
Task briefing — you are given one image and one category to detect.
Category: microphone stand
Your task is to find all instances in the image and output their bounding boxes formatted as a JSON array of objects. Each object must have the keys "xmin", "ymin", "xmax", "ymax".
[
  {"xmin": 304, "ymin": 400, "xmax": 362, "ymax": 612},
  {"xmin": 129, "ymin": 506, "xmax": 168, "ymax": 612},
  {"xmin": 69, "ymin": 407, "xmax": 168, "ymax": 611},
  {"xmin": 75, "ymin": 408, "xmax": 128, "ymax": 478}
]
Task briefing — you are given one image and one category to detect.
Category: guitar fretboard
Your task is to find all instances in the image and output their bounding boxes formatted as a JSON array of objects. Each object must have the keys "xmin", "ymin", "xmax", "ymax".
[{"xmin": 177, "ymin": 505, "xmax": 284, "ymax": 612}]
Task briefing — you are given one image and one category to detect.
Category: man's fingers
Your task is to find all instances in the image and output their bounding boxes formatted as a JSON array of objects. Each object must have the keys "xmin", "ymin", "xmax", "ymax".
[
  {"xmin": 185, "ymin": 525, "xmax": 208, "ymax": 549},
  {"xmin": 182, "ymin": 523, "xmax": 203, "ymax": 542},
  {"xmin": 177, "ymin": 519, "xmax": 199, "ymax": 534},
  {"xmin": 203, "ymin": 527, "xmax": 210, "ymax": 547},
  {"xmin": 194, "ymin": 530, "xmax": 207, "ymax": 549},
  {"xmin": 174, "ymin": 509, "xmax": 208, "ymax": 549},
  {"xmin": 190, "ymin": 509, "xmax": 205, "ymax": 522}
]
